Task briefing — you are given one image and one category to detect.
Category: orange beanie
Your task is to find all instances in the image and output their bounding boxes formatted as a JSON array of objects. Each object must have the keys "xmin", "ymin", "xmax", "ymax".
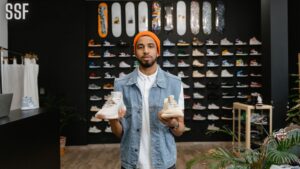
[{"xmin": 133, "ymin": 31, "xmax": 160, "ymax": 55}]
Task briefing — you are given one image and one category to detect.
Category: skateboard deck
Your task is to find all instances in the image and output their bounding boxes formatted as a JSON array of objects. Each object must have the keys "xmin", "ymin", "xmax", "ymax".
[
  {"xmin": 215, "ymin": 0, "xmax": 225, "ymax": 33},
  {"xmin": 190, "ymin": 1, "xmax": 200, "ymax": 35},
  {"xmin": 125, "ymin": 2, "xmax": 136, "ymax": 37},
  {"xmin": 111, "ymin": 2, "xmax": 122, "ymax": 37},
  {"xmin": 151, "ymin": 1, "xmax": 161, "ymax": 33},
  {"xmin": 138, "ymin": 1, "xmax": 148, "ymax": 32},
  {"xmin": 164, "ymin": 5, "xmax": 174, "ymax": 31},
  {"xmin": 176, "ymin": 1, "xmax": 186, "ymax": 36},
  {"xmin": 202, "ymin": 1, "xmax": 212, "ymax": 35},
  {"xmin": 98, "ymin": 2, "xmax": 108, "ymax": 38}
]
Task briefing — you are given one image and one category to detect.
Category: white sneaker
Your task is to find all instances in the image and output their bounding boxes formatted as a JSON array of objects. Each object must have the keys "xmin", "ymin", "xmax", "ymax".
[
  {"xmin": 194, "ymin": 82, "xmax": 205, "ymax": 88},
  {"xmin": 182, "ymin": 82, "xmax": 190, "ymax": 89},
  {"xmin": 193, "ymin": 70, "xmax": 205, "ymax": 78},
  {"xmin": 178, "ymin": 60, "xmax": 190, "ymax": 67},
  {"xmin": 103, "ymin": 40, "xmax": 115, "ymax": 47},
  {"xmin": 206, "ymin": 70, "xmax": 218, "ymax": 77},
  {"xmin": 96, "ymin": 91, "xmax": 125, "ymax": 119},
  {"xmin": 104, "ymin": 72, "xmax": 116, "ymax": 79},
  {"xmin": 207, "ymin": 114, "xmax": 219, "ymax": 120},
  {"xmin": 21, "ymin": 96, "xmax": 38, "ymax": 110},
  {"xmin": 118, "ymin": 52, "xmax": 130, "ymax": 57},
  {"xmin": 192, "ymin": 49, "xmax": 204, "ymax": 56},
  {"xmin": 90, "ymin": 106, "xmax": 101, "ymax": 112},
  {"xmin": 163, "ymin": 60, "xmax": 175, "ymax": 67},
  {"xmin": 208, "ymin": 103, "xmax": 219, "ymax": 109},
  {"xmin": 161, "ymin": 95, "xmax": 184, "ymax": 118},
  {"xmin": 89, "ymin": 126, "xmax": 101, "ymax": 133},
  {"xmin": 206, "ymin": 39, "xmax": 218, "ymax": 46},
  {"xmin": 206, "ymin": 49, "xmax": 218, "ymax": 56},
  {"xmin": 207, "ymin": 124, "xmax": 220, "ymax": 131},
  {"xmin": 249, "ymin": 37, "xmax": 262, "ymax": 45},
  {"xmin": 103, "ymin": 50, "xmax": 116, "ymax": 57},
  {"xmin": 193, "ymin": 114, "xmax": 206, "ymax": 121},
  {"xmin": 249, "ymin": 49, "xmax": 262, "ymax": 55},
  {"xmin": 193, "ymin": 92, "xmax": 204, "ymax": 99},
  {"xmin": 192, "ymin": 59, "xmax": 204, "ymax": 67},
  {"xmin": 88, "ymin": 84, "xmax": 101, "ymax": 90},
  {"xmin": 192, "ymin": 103, "xmax": 206, "ymax": 110},
  {"xmin": 220, "ymin": 38, "xmax": 233, "ymax": 46},
  {"xmin": 119, "ymin": 61, "xmax": 131, "ymax": 68},
  {"xmin": 103, "ymin": 61, "xmax": 115, "ymax": 68},
  {"xmin": 90, "ymin": 116, "xmax": 102, "ymax": 122},
  {"xmin": 221, "ymin": 69, "xmax": 233, "ymax": 77},
  {"xmin": 163, "ymin": 39, "xmax": 175, "ymax": 46},
  {"xmin": 119, "ymin": 72, "xmax": 127, "ymax": 78},
  {"xmin": 104, "ymin": 126, "xmax": 112, "ymax": 133},
  {"xmin": 235, "ymin": 39, "xmax": 247, "ymax": 45},
  {"xmin": 90, "ymin": 95, "xmax": 102, "ymax": 101},
  {"xmin": 221, "ymin": 116, "xmax": 233, "ymax": 120},
  {"xmin": 178, "ymin": 71, "xmax": 189, "ymax": 78},
  {"xmin": 207, "ymin": 60, "xmax": 219, "ymax": 67},
  {"xmin": 163, "ymin": 49, "xmax": 175, "ymax": 56}
]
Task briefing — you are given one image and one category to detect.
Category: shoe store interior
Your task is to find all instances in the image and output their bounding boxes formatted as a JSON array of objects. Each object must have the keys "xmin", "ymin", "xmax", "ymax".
[{"xmin": 1, "ymin": 0, "xmax": 300, "ymax": 168}]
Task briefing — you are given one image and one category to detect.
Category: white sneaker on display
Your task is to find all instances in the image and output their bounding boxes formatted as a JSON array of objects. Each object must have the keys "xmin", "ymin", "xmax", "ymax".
[
  {"xmin": 95, "ymin": 91, "xmax": 126, "ymax": 119},
  {"xmin": 207, "ymin": 114, "xmax": 219, "ymax": 120},
  {"xmin": 193, "ymin": 114, "xmax": 206, "ymax": 121},
  {"xmin": 21, "ymin": 96, "xmax": 38, "ymax": 110},
  {"xmin": 207, "ymin": 124, "xmax": 220, "ymax": 131},
  {"xmin": 161, "ymin": 95, "xmax": 184, "ymax": 118},
  {"xmin": 90, "ymin": 116, "xmax": 102, "ymax": 122},
  {"xmin": 119, "ymin": 61, "xmax": 131, "ymax": 68},
  {"xmin": 89, "ymin": 126, "xmax": 101, "ymax": 133}
]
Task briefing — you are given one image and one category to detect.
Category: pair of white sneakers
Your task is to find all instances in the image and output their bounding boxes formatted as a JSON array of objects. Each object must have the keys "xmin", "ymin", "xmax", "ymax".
[
  {"xmin": 96, "ymin": 91, "xmax": 126, "ymax": 119},
  {"xmin": 161, "ymin": 95, "xmax": 184, "ymax": 118}
]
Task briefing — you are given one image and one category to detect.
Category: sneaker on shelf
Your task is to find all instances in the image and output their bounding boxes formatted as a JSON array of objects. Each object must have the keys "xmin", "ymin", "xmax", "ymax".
[
  {"xmin": 118, "ymin": 40, "xmax": 129, "ymax": 46},
  {"xmin": 222, "ymin": 49, "xmax": 234, "ymax": 56},
  {"xmin": 222, "ymin": 92, "xmax": 235, "ymax": 99},
  {"xmin": 184, "ymin": 126, "xmax": 191, "ymax": 132},
  {"xmin": 236, "ymin": 50, "xmax": 248, "ymax": 56},
  {"xmin": 250, "ymin": 59, "xmax": 262, "ymax": 66},
  {"xmin": 90, "ymin": 106, "xmax": 101, "ymax": 112},
  {"xmin": 193, "ymin": 114, "xmax": 206, "ymax": 121},
  {"xmin": 103, "ymin": 50, "xmax": 116, "ymax": 57},
  {"xmin": 90, "ymin": 95, "xmax": 102, "ymax": 101},
  {"xmin": 161, "ymin": 95, "xmax": 184, "ymax": 118},
  {"xmin": 192, "ymin": 37, "xmax": 204, "ymax": 46},
  {"xmin": 221, "ymin": 69, "xmax": 233, "ymax": 77},
  {"xmin": 103, "ymin": 61, "xmax": 115, "ymax": 68},
  {"xmin": 104, "ymin": 126, "xmax": 112, "ymax": 133},
  {"xmin": 236, "ymin": 70, "xmax": 248, "ymax": 77},
  {"xmin": 250, "ymin": 82, "xmax": 262, "ymax": 88},
  {"xmin": 206, "ymin": 70, "xmax": 218, "ymax": 77},
  {"xmin": 103, "ymin": 40, "xmax": 116, "ymax": 47},
  {"xmin": 250, "ymin": 73, "xmax": 262, "ymax": 77},
  {"xmin": 182, "ymin": 82, "xmax": 190, "ymax": 89},
  {"xmin": 221, "ymin": 82, "xmax": 234, "ymax": 88},
  {"xmin": 221, "ymin": 116, "xmax": 233, "ymax": 120},
  {"xmin": 192, "ymin": 49, "xmax": 205, "ymax": 56},
  {"xmin": 90, "ymin": 116, "xmax": 102, "ymax": 122},
  {"xmin": 96, "ymin": 91, "xmax": 125, "ymax": 119},
  {"xmin": 222, "ymin": 106, "xmax": 233, "ymax": 110},
  {"xmin": 207, "ymin": 124, "xmax": 220, "ymax": 131},
  {"xmin": 119, "ymin": 61, "xmax": 131, "ymax": 68},
  {"xmin": 192, "ymin": 103, "xmax": 206, "ymax": 110},
  {"xmin": 88, "ymin": 39, "xmax": 101, "ymax": 47},
  {"xmin": 104, "ymin": 72, "xmax": 116, "ymax": 79},
  {"xmin": 177, "ymin": 40, "xmax": 190, "ymax": 46},
  {"xmin": 163, "ymin": 49, "xmax": 175, "ymax": 57},
  {"xmin": 236, "ymin": 81, "xmax": 249, "ymax": 88},
  {"xmin": 178, "ymin": 71, "xmax": 189, "ymax": 78},
  {"xmin": 207, "ymin": 114, "xmax": 219, "ymax": 120},
  {"xmin": 184, "ymin": 95, "xmax": 191, "ymax": 99},
  {"xmin": 192, "ymin": 70, "xmax": 205, "ymax": 78},
  {"xmin": 220, "ymin": 38, "xmax": 233, "ymax": 46},
  {"xmin": 236, "ymin": 59, "xmax": 247, "ymax": 67},
  {"xmin": 88, "ymin": 84, "xmax": 101, "ymax": 90},
  {"xmin": 207, "ymin": 60, "xmax": 219, "ymax": 67},
  {"xmin": 21, "ymin": 96, "xmax": 38, "ymax": 110},
  {"xmin": 206, "ymin": 39, "xmax": 218, "ymax": 46},
  {"xmin": 194, "ymin": 82, "xmax": 205, "ymax": 88},
  {"xmin": 206, "ymin": 49, "xmax": 219, "ymax": 56},
  {"xmin": 237, "ymin": 92, "xmax": 248, "ymax": 99},
  {"xmin": 192, "ymin": 59, "xmax": 204, "ymax": 67},
  {"xmin": 249, "ymin": 49, "xmax": 262, "ymax": 55},
  {"xmin": 89, "ymin": 72, "xmax": 101, "ymax": 79},
  {"xmin": 119, "ymin": 72, "xmax": 127, "ymax": 78},
  {"xmin": 193, "ymin": 92, "xmax": 204, "ymax": 99},
  {"xmin": 103, "ymin": 83, "xmax": 114, "ymax": 89},
  {"xmin": 178, "ymin": 60, "xmax": 190, "ymax": 67},
  {"xmin": 249, "ymin": 37, "xmax": 262, "ymax": 45},
  {"xmin": 89, "ymin": 126, "xmax": 101, "ymax": 133},
  {"xmin": 163, "ymin": 39, "xmax": 176, "ymax": 46},
  {"xmin": 222, "ymin": 60, "xmax": 234, "ymax": 67},
  {"xmin": 208, "ymin": 103, "xmax": 220, "ymax": 109},
  {"xmin": 118, "ymin": 52, "xmax": 131, "ymax": 57},
  {"xmin": 163, "ymin": 60, "xmax": 175, "ymax": 67},
  {"xmin": 235, "ymin": 39, "xmax": 247, "ymax": 45},
  {"xmin": 177, "ymin": 50, "xmax": 189, "ymax": 57},
  {"xmin": 88, "ymin": 50, "xmax": 101, "ymax": 58},
  {"xmin": 89, "ymin": 61, "xmax": 101, "ymax": 69}
]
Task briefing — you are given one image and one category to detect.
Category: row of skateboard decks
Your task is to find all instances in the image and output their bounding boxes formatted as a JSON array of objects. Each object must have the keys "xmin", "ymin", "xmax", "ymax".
[{"xmin": 98, "ymin": 0, "xmax": 225, "ymax": 38}]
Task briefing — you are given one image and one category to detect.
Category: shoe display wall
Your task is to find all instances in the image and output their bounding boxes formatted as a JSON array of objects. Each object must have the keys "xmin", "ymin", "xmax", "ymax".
[{"xmin": 86, "ymin": 0, "xmax": 264, "ymax": 143}]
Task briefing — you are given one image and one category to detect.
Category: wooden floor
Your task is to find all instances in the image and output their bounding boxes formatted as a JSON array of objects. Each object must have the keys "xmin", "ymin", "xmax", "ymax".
[{"xmin": 61, "ymin": 142, "xmax": 232, "ymax": 169}]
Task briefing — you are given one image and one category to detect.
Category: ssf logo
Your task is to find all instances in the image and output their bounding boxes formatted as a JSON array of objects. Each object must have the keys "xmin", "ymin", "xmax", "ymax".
[{"xmin": 5, "ymin": 3, "xmax": 29, "ymax": 20}]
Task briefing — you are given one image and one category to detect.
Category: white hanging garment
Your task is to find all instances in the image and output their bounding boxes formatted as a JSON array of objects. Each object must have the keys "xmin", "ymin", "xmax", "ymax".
[{"xmin": 22, "ymin": 58, "xmax": 39, "ymax": 110}]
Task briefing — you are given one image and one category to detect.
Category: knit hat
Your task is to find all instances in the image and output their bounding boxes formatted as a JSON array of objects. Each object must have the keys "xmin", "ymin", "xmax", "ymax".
[{"xmin": 133, "ymin": 31, "xmax": 160, "ymax": 55}]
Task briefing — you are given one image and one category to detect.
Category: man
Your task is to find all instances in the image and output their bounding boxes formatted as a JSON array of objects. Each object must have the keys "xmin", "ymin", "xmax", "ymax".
[{"xmin": 109, "ymin": 31, "xmax": 185, "ymax": 169}]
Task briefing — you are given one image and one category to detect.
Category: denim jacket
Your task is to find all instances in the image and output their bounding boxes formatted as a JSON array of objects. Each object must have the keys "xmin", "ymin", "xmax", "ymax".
[{"xmin": 114, "ymin": 66, "xmax": 182, "ymax": 169}]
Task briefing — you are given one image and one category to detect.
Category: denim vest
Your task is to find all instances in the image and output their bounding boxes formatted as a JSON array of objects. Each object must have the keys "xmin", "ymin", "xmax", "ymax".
[{"xmin": 114, "ymin": 67, "xmax": 182, "ymax": 169}]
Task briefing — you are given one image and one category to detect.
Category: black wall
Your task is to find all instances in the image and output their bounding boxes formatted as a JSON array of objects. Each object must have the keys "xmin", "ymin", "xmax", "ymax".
[{"xmin": 8, "ymin": 0, "xmax": 87, "ymax": 145}]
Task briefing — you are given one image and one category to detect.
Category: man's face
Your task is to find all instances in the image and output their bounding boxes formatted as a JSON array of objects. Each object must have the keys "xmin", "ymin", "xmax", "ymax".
[{"xmin": 135, "ymin": 36, "xmax": 159, "ymax": 68}]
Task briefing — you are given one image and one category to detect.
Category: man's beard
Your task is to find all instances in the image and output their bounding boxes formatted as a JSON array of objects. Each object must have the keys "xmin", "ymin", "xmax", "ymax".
[{"xmin": 137, "ymin": 56, "xmax": 157, "ymax": 68}]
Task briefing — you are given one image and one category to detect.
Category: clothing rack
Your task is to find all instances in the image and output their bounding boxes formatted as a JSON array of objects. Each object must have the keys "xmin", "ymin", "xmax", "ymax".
[{"xmin": 0, "ymin": 46, "xmax": 38, "ymax": 94}]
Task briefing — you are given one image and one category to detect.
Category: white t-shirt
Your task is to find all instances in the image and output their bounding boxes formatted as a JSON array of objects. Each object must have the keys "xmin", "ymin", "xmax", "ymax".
[{"xmin": 136, "ymin": 68, "xmax": 184, "ymax": 169}]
